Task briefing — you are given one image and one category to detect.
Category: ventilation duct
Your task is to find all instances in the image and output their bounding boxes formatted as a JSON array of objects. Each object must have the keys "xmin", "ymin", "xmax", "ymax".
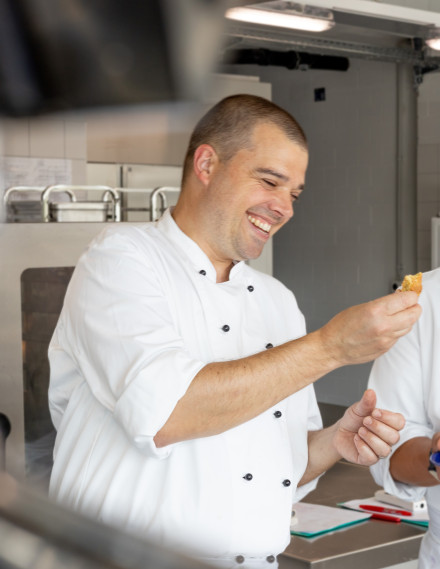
[{"xmin": 223, "ymin": 47, "xmax": 349, "ymax": 71}]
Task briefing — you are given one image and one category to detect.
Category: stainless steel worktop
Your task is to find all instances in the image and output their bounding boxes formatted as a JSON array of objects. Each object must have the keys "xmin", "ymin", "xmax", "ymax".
[{"xmin": 279, "ymin": 461, "xmax": 426, "ymax": 569}]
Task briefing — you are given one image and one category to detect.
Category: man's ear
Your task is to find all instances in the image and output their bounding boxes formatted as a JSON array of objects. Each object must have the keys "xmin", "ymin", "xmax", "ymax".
[{"xmin": 193, "ymin": 144, "xmax": 217, "ymax": 184}]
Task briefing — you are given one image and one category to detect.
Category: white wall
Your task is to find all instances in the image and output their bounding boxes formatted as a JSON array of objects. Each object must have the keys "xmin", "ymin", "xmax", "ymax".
[
  {"xmin": 2, "ymin": 117, "xmax": 87, "ymax": 182},
  {"xmin": 86, "ymin": 74, "xmax": 272, "ymax": 165}
]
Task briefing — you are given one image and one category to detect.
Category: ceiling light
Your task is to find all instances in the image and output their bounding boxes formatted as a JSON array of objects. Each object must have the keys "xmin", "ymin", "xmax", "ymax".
[
  {"xmin": 225, "ymin": 1, "xmax": 335, "ymax": 33},
  {"xmin": 426, "ymin": 28, "xmax": 440, "ymax": 50}
]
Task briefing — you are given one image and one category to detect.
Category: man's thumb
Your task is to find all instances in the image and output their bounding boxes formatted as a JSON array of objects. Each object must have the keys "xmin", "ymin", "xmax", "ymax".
[{"xmin": 354, "ymin": 388, "xmax": 377, "ymax": 417}]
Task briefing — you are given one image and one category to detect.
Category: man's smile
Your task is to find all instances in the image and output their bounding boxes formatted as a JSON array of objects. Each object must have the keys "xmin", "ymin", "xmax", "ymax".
[{"xmin": 247, "ymin": 214, "xmax": 272, "ymax": 234}]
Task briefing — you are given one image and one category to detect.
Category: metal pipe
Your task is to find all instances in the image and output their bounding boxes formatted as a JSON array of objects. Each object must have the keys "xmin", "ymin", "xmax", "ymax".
[
  {"xmin": 3, "ymin": 186, "xmax": 46, "ymax": 203},
  {"xmin": 223, "ymin": 48, "xmax": 349, "ymax": 71},
  {"xmin": 150, "ymin": 188, "xmax": 168, "ymax": 221}
]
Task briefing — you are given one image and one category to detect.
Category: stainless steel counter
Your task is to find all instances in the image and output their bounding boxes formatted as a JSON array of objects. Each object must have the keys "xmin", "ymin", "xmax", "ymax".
[{"xmin": 280, "ymin": 461, "xmax": 426, "ymax": 569}]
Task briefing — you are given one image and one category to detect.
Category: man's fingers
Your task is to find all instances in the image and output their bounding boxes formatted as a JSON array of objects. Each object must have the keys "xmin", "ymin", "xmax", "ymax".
[
  {"xmin": 370, "ymin": 408, "xmax": 405, "ymax": 431},
  {"xmin": 322, "ymin": 292, "xmax": 422, "ymax": 368},
  {"xmin": 378, "ymin": 290, "xmax": 420, "ymax": 315},
  {"xmin": 353, "ymin": 434, "xmax": 379, "ymax": 465},
  {"xmin": 359, "ymin": 409, "xmax": 404, "ymax": 450},
  {"xmin": 368, "ymin": 291, "xmax": 422, "ymax": 335},
  {"xmin": 356, "ymin": 428, "xmax": 393, "ymax": 461},
  {"xmin": 387, "ymin": 305, "xmax": 422, "ymax": 337}
]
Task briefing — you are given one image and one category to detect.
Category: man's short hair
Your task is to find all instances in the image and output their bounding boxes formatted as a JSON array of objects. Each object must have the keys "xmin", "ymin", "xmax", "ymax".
[{"xmin": 181, "ymin": 94, "xmax": 307, "ymax": 184}]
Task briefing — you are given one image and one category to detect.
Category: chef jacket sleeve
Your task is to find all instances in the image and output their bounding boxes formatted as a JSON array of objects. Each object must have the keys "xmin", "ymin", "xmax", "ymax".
[
  {"xmin": 368, "ymin": 315, "xmax": 431, "ymax": 501},
  {"xmin": 289, "ymin": 385, "xmax": 324, "ymax": 502},
  {"xmin": 50, "ymin": 227, "xmax": 205, "ymax": 458}
]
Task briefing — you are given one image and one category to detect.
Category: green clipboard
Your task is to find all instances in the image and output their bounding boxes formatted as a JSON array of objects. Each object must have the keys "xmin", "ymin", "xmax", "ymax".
[{"xmin": 290, "ymin": 502, "xmax": 371, "ymax": 538}]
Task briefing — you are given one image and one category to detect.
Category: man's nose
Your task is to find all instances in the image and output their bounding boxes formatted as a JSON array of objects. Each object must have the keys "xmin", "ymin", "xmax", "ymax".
[{"xmin": 269, "ymin": 190, "xmax": 294, "ymax": 220}]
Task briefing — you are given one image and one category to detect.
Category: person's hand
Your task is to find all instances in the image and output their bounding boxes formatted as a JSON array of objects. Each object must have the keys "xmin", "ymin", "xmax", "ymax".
[
  {"xmin": 319, "ymin": 292, "xmax": 422, "ymax": 367},
  {"xmin": 333, "ymin": 389, "xmax": 405, "ymax": 466}
]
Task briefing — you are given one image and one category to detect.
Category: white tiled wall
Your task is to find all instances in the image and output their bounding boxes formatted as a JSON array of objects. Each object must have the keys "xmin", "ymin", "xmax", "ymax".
[
  {"xmin": 2, "ymin": 117, "xmax": 87, "ymax": 181},
  {"xmin": 1, "ymin": 116, "xmax": 87, "ymax": 219},
  {"xmin": 223, "ymin": 59, "xmax": 398, "ymax": 405},
  {"xmin": 417, "ymin": 72, "xmax": 440, "ymax": 271}
]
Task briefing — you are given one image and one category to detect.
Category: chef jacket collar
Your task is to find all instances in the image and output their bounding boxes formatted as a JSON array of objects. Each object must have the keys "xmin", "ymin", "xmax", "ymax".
[{"xmin": 157, "ymin": 208, "xmax": 245, "ymax": 283}]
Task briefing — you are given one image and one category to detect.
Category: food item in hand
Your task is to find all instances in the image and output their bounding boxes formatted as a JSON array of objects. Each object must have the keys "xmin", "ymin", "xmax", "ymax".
[{"xmin": 401, "ymin": 272, "xmax": 422, "ymax": 295}]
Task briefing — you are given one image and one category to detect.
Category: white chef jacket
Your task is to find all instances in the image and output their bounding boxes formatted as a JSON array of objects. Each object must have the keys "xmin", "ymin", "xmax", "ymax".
[
  {"xmin": 48, "ymin": 208, "xmax": 322, "ymax": 567},
  {"xmin": 368, "ymin": 268, "xmax": 440, "ymax": 569}
]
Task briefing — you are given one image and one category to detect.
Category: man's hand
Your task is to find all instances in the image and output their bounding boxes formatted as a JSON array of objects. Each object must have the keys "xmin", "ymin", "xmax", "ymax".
[
  {"xmin": 319, "ymin": 292, "xmax": 422, "ymax": 368},
  {"xmin": 333, "ymin": 389, "xmax": 405, "ymax": 466}
]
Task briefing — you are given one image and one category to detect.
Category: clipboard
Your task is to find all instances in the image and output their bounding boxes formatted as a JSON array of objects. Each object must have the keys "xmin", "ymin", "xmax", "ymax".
[
  {"xmin": 340, "ymin": 497, "xmax": 429, "ymax": 528},
  {"xmin": 290, "ymin": 502, "xmax": 371, "ymax": 538}
]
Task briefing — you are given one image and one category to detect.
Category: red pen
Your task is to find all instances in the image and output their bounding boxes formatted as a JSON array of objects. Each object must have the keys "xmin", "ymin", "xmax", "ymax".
[
  {"xmin": 370, "ymin": 512, "xmax": 401, "ymax": 523},
  {"xmin": 359, "ymin": 504, "xmax": 411, "ymax": 516}
]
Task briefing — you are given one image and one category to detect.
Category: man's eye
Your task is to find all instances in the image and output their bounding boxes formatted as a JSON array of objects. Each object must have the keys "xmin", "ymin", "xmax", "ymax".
[
  {"xmin": 291, "ymin": 194, "xmax": 300, "ymax": 202},
  {"xmin": 264, "ymin": 179, "xmax": 276, "ymax": 187}
]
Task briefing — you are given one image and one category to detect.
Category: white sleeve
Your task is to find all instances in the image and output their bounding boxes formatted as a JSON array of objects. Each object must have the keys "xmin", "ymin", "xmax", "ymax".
[
  {"xmin": 291, "ymin": 386, "xmax": 324, "ymax": 502},
  {"xmin": 368, "ymin": 320, "xmax": 431, "ymax": 501},
  {"xmin": 49, "ymin": 229, "xmax": 205, "ymax": 456}
]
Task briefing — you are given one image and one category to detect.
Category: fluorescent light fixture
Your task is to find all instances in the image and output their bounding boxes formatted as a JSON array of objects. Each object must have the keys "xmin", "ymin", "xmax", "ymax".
[
  {"xmin": 426, "ymin": 28, "xmax": 440, "ymax": 50},
  {"xmin": 225, "ymin": 1, "xmax": 335, "ymax": 33}
]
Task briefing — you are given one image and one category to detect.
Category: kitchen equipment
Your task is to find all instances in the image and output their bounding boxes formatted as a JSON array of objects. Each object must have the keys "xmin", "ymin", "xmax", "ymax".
[
  {"xmin": 4, "ymin": 186, "xmax": 75, "ymax": 223},
  {"xmin": 41, "ymin": 185, "xmax": 121, "ymax": 222},
  {"xmin": 4, "ymin": 185, "xmax": 121, "ymax": 223}
]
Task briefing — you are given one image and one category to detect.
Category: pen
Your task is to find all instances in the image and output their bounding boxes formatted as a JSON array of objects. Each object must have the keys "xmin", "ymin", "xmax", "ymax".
[
  {"xmin": 370, "ymin": 513, "xmax": 401, "ymax": 523},
  {"xmin": 359, "ymin": 504, "xmax": 411, "ymax": 516}
]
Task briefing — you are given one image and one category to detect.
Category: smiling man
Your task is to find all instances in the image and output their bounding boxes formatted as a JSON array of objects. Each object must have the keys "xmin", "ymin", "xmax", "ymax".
[
  {"xmin": 48, "ymin": 95, "xmax": 421, "ymax": 569},
  {"xmin": 174, "ymin": 119, "xmax": 307, "ymax": 282}
]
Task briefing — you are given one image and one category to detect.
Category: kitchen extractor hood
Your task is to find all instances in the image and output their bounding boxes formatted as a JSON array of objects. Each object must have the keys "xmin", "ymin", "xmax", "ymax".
[{"xmin": 223, "ymin": 0, "xmax": 440, "ymax": 69}]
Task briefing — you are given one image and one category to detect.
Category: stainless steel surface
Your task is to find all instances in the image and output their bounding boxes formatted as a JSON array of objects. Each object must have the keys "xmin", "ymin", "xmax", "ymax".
[
  {"xmin": 280, "ymin": 462, "xmax": 426, "ymax": 569},
  {"xmin": 41, "ymin": 185, "xmax": 121, "ymax": 223},
  {"xmin": 117, "ymin": 186, "xmax": 179, "ymax": 222},
  {"xmin": 4, "ymin": 186, "xmax": 75, "ymax": 223},
  {"xmin": 150, "ymin": 187, "xmax": 169, "ymax": 221},
  {"xmin": 4, "ymin": 185, "xmax": 122, "ymax": 223},
  {"xmin": 4, "ymin": 186, "xmax": 46, "ymax": 201},
  {"xmin": 50, "ymin": 201, "xmax": 111, "ymax": 223}
]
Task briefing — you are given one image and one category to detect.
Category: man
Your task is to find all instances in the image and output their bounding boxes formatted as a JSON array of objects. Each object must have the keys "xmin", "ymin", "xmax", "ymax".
[
  {"xmin": 368, "ymin": 268, "xmax": 439, "ymax": 569},
  {"xmin": 48, "ymin": 95, "xmax": 420, "ymax": 568}
]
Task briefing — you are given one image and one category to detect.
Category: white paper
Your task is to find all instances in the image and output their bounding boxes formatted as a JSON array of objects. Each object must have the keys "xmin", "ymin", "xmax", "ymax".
[
  {"xmin": 291, "ymin": 501, "xmax": 371, "ymax": 536},
  {"xmin": 341, "ymin": 497, "xmax": 429, "ymax": 524}
]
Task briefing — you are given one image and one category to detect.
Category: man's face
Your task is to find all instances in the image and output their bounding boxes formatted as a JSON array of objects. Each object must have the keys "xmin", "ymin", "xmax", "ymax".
[{"xmin": 200, "ymin": 122, "xmax": 308, "ymax": 268}]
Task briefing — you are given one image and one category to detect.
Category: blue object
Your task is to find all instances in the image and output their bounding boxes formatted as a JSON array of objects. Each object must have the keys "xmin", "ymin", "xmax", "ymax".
[{"xmin": 429, "ymin": 451, "xmax": 440, "ymax": 467}]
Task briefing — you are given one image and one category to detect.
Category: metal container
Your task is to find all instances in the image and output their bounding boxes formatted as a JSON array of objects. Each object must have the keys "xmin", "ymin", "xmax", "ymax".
[
  {"xmin": 49, "ymin": 201, "xmax": 112, "ymax": 222},
  {"xmin": 41, "ymin": 185, "xmax": 121, "ymax": 223},
  {"xmin": 3, "ymin": 186, "xmax": 65, "ymax": 223}
]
